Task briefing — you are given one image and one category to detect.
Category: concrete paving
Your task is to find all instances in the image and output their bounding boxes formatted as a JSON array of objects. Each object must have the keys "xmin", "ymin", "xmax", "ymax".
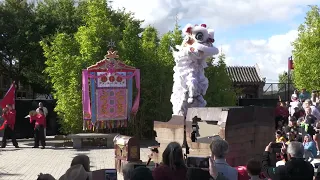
[{"xmin": 0, "ymin": 137, "xmax": 151, "ymax": 180}]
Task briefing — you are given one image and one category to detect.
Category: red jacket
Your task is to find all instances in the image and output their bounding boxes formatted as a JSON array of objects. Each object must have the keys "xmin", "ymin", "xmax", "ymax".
[
  {"xmin": 30, "ymin": 114, "xmax": 46, "ymax": 128},
  {"xmin": 2, "ymin": 109, "xmax": 16, "ymax": 129},
  {"xmin": 275, "ymin": 106, "xmax": 289, "ymax": 117}
]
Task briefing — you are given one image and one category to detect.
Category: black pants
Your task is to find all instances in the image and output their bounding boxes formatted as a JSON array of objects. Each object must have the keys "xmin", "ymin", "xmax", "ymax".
[
  {"xmin": 34, "ymin": 125, "xmax": 46, "ymax": 147},
  {"xmin": 2, "ymin": 126, "xmax": 18, "ymax": 147}
]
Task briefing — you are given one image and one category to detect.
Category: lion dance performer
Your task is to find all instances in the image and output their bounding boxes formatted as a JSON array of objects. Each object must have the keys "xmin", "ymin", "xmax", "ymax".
[
  {"xmin": 170, "ymin": 24, "xmax": 219, "ymax": 116},
  {"xmin": 1, "ymin": 104, "xmax": 19, "ymax": 148},
  {"xmin": 29, "ymin": 109, "xmax": 46, "ymax": 149}
]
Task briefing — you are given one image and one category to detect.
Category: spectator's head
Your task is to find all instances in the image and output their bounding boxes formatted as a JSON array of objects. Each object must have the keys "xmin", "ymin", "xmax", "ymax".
[
  {"xmin": 289, "ymin": 116, "xmax": 297, "ymax": 126},
  {"xmin": 37, "ymin": 173, "xmax": 56, "ymax": 180},
  {"xmin": 275, "ymin": 130, "xmax": 282, "ymax": 139},
  {"xmin": 316, "ymin": 122, "xmax": 320, "ymax": 129},
  {"xmin": 210, "ymin": 137, "xmax": 229, "ymax": 159},
  {"xmin": 305, "ymin": 107, "xmax": 311, "ymax": 115},
  {"xmin": 292, "ymin": 94, "xmax": 298, "ymax": 101},
  {"xmin": 246, "ymin": 159, "xmax": 262, "ymax": 177},
  {"xmin": 122, "ymin": 162, "xmax": 136, "ymax": 180},
  {"xmin": 186, "ymin": 167, "xmax": 211, "ymax": 180},
  {"xmin": 59, "ymin": 164, "xmax": 90, "ymax": 180},
  {"xmin": 302, "ymin": 88, "xmax": 306, "ymax": 93},
  {"xmin": 294, "ymin": 89, "xmax": 299, "ymax": 94},
  {"xmin": 71, "ymin": 154, "xmax": 90, "ymax": 172},
  {"xmin": 287, "ymin": 132, "xmax": 295, "ymax": 141},
  {"xmin": 131, "ymin": 166, "xmax": 153, "ymax": 180},
  {"xmin": 162, "ymin": 142, "xmax": 185, "ymax": 170},
  {"xmin": 306, "ymin": 99, "xmax": 313, "ymax": 106},
  {"xmin": 304, "ymin": 134, "xmax": 312, "ymax": 142},
  {"xmin": 287, "ymin": 141, "xmax": 304, "ymax": 159},
  {"xmin": 6, "ymin": 104, "xmax": 12, "ymax": 110},
  {"xmin": 280, "ymin": 102, "xmax": 285, "ymax": 107},
  {"xmin": 277, "ymin": 120, "xmax": 283, "ymax": 129},
  {"xmin": 39, "ymin": 102, "xmax": 44, "ymax": 108}
]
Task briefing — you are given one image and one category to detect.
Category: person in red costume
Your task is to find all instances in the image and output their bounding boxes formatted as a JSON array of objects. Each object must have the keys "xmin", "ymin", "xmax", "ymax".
[
  {"xmin": 275, "ymin": 102, "xmax": 289, "ymax": 129},
  {"xmin": 1, "ymin": 104, "xmax": 19, "ymax": 148},
  {"xmin": 30, "ymin": 108, "xmax": 46, "ymax": 149}
]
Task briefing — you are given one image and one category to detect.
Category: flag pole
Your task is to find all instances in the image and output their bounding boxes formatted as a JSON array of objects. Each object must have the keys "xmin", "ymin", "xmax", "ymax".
[{"xmin": 287, "ymin": 56, "xmax": 292, "ymax": 102}]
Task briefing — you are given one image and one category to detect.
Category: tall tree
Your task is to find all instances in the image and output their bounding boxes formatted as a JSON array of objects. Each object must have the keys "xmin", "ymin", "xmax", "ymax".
[
  {"xmin": 42, "ymin": 0, "xmax": 117, "ymax": 133},
  {"xmin": 118, "ymin": 20, "xmax": 143, "ymax": 67},
  {"xmin": 205, "ymin": 54, "xmax": 237, "ymax": 106},
  {"xmin": 0, "ymin": 0, "xmax": 38, "ymax": 86},
  {"xmin": 292, "ymin": 5, "xmax": 320, "ymax": 91}
]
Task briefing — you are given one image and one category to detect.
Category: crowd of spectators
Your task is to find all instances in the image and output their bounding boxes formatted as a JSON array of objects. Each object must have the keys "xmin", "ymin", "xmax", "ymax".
[{"xmin": 36, "ymin": 88, "xmax": 320, "ymax": 180}]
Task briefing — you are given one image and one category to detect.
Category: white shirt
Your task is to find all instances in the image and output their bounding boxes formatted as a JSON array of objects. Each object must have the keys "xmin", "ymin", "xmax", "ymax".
[
  {"xmin": 310, "ymin": 105, "xmax": 320, "ymax": 120},
  {"xmin": 36, "ymin": 107, "xmax": 48, "ymax": 117}
]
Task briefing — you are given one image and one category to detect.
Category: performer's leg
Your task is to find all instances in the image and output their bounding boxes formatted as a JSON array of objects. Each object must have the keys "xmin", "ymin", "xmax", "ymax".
[
  {"xmin": 10, "ymin": 128, "xmax": 19, "ymax": 148},
  {"xmin": 1, "ymin": 127, "xmax": 8, "ymax": 148},
  {"xmin": 39, "ymin": 126, "xmax": 45, "ymax": 148},
  {"xmin": 33, "ymin": 128, "xmax": 39, "ymax": 148}
]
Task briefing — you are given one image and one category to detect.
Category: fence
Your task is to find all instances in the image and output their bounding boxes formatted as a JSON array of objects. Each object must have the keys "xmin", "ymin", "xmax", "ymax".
[{"xmin": 262, "ymin": 83, "xmax": 295, "ymax": 101}]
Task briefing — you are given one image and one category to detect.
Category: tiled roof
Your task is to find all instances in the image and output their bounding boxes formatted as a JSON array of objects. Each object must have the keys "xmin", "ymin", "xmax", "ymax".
[{"xmin": 226, "ymin": 66, "xmax": 264, "ymax": 84}]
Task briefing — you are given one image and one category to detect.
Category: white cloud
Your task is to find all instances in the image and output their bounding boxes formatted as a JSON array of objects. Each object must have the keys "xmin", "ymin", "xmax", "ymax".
[
  {"xmin": 227, "ymin": 30, "xmax": 298, "ymax": 82},
  {"xmin": 111, "ymin": 0, "xmax": 317, "ymax": 33}
]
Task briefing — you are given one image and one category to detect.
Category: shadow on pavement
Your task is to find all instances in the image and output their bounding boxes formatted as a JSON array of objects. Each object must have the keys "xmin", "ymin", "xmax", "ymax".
[
  {"xmin": 0, "ymin": 148, "xmax": 21, "ymax": 152},
  {"xmin": 0, "ymin": 172, "xmax": 21, "ymax": 177}
]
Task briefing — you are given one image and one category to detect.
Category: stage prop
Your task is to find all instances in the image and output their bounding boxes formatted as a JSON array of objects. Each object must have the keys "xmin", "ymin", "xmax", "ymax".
[
  {"xmin": 154, "ymin": 106, "xmax": 275, "ymax": 167},
  {"xmin": 170, "ymin": 24, "xmax": 219, "ymax": 117},
  {"xmin": 82, "ymin": 41, "xmax": 140, "ymax": 130},
  {"xmin": 113, "ymin": 135, "xmax": 141, "ymax": 172}
]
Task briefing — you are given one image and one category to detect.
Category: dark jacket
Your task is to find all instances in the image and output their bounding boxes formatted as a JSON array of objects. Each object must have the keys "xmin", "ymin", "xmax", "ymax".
[{"xmin": 262, "ymin": 151, "xmax": 314, "ymax": 180}]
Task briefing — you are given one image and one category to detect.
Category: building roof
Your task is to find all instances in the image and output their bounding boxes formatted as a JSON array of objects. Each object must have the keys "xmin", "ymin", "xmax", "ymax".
[{"xmin": 226, "ymin": 65, "xmax": 265, "ymax": 84}]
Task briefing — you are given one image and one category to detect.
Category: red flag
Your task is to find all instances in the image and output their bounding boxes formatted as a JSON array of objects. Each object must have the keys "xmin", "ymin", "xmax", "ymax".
[
  {"xmin": 0, "ymin": 82, "xmax": 16, "ymax": 109},
  {"xmin": 288, "ymin": 56, "xmax": 294, "ymax": 70}
]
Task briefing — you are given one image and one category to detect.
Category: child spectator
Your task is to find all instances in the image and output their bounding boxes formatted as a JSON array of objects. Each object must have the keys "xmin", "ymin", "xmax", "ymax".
[
  {"xmin": 246, "ymin": 159, "xmax": 267, "ymax": 180},
  {"xmin": 275, "ymin": 131, "xmax": 286, "ymax": 143}
]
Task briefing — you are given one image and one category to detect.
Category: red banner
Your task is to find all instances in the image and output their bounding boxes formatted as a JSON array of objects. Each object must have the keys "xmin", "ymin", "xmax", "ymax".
[
  {"xmin": 288, "ymin": 56, "xmax": 294, "ymax": 70},
  {"xmin": 0, "ymin": 82, "xmax": 16, "ymax": 109}
]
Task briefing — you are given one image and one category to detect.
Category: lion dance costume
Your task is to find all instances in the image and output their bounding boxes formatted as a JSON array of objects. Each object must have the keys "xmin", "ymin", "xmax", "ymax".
[{"xmin": 170, "ymin": 24, "xmax": 219, "ymax": 116}]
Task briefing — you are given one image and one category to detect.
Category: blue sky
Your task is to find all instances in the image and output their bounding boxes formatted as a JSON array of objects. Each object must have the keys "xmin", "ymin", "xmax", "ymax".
[{"xmin": 111, "ymin": 0, "xmax": 318, "ymax": 83}]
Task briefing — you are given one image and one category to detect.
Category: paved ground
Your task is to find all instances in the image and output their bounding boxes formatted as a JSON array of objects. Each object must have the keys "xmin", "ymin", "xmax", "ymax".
[
  {"xmin": 0, "ymin": 137, "xmax": 151, "ymax": 180},
  {"xmin": 2, "ymin": 137, "xmax": 320, "ymax": 180}
]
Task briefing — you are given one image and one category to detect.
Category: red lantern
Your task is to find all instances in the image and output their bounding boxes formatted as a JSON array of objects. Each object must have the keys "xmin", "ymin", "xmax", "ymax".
[
  {"xmin": 101, "ymin": 76, "xmax": 107, "ymax": 82},
  {"xmin": 116, "ymin": 76, "xmax": 123, "ymax": 82},
  {"xmin": 109, "ymin": 76, "xmax": 115, "ymax": 82}
]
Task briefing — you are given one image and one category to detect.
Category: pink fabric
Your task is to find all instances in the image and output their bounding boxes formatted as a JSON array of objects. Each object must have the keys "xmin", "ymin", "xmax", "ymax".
[
  {"xmin": 96, "ymin": 89, "xmax": 127, "ymax": 120},
  {"xmin": 82, "ymin": 70, "xmax": 91, "ymax": 120},
  {"xmin": 131, "ymin": 69, "xmax": 140, "ymax": 115},
  {"xmin": 88, "ymin": 70, "xmax": 135, "ymax": 79}
]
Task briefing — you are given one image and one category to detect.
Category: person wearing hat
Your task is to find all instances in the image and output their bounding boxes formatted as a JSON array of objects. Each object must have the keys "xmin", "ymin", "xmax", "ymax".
[{"xmin": 59, "ymin": 164, "xmax": 92, "ymax": 180}]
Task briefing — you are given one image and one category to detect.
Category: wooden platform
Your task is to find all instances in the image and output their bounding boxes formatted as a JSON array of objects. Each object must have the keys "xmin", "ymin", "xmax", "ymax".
[{"xmin": 67, "ymin": 133, "xmax": 119, "ymax": 149}]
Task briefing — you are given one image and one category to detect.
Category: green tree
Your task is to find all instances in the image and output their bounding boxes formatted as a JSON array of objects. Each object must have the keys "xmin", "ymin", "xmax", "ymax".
[
  {"xmin": 118, "ymin": 20, "xmax": 143, "ymax": 67},
  {"xmin": 205, "ymin": 54, "xmax": 237, "ymax": 106},
  {"xmin": 42, "ymin": 0, "xmax": 117, "ymax": 133},
  {"xmin": 41, "ymin": 34, "xmax": 81, "ymax": 132},
  {"xmin": 0, "ymin": 0, "xmax": 39, "ymax": 87},
  {"xmin": 292, "ymin": 5, "xmax": 320, "ymax": 91}
]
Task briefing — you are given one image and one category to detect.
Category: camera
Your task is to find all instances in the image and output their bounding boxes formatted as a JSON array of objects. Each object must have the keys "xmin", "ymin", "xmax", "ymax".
[{"xmin": 186, "ymin": 156, "xmax": 209, "ymax": 168}]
